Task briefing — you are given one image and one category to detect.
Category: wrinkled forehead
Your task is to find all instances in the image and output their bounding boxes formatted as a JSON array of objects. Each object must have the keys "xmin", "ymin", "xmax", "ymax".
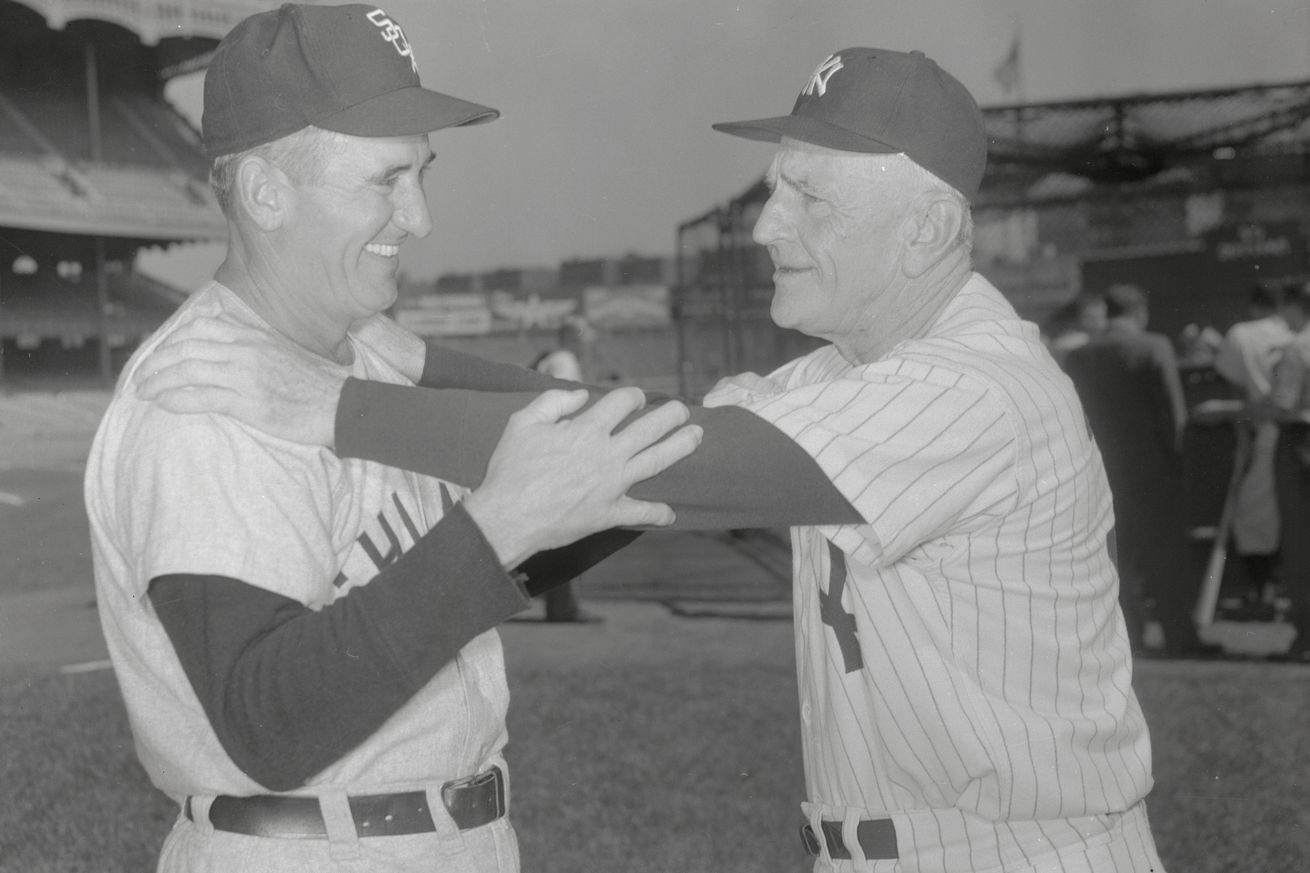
[{"xmin": 769, "ymin": 137, "xmax": 905, "ymax": 190}]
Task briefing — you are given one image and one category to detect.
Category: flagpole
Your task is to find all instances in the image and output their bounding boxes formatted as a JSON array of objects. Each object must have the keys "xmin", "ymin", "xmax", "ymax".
[
  {"xmin": 1014, "ymin": 8, "xmax": 1025, "ymax": 106},
  {"xmin": 1015, "ymin": 13, "xmax": 1025, "ymax": 144}
]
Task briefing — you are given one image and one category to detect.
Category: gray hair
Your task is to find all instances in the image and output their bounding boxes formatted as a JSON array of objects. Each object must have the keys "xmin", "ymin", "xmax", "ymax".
[
  {"xmin": 209, "ymin": 126, "xmax": 347, "ymax": 216},
  {"xmin": 860, "ymin": 154, "xmax": 974, "ymax": 253}
]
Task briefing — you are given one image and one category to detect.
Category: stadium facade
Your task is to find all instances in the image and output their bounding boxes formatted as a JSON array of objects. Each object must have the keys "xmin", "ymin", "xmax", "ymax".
[{"xmin": 0, "ymin": 0, "xmax": 261, "ymax": 384}]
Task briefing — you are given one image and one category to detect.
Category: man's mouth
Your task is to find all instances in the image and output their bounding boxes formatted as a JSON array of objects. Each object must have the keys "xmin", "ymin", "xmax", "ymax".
[{"xmin": 365, "ymin": 243, "xmax": 401, "ymax": 258}]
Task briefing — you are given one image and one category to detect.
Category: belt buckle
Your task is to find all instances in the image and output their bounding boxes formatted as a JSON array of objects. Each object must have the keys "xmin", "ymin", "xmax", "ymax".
[
  {"xmin": 441, "ymin": 766, "xmax": 504, "ymax": 828},
  {"xmin": 799, "ymin": 823, "xmax": 822, "ymax": 855}
]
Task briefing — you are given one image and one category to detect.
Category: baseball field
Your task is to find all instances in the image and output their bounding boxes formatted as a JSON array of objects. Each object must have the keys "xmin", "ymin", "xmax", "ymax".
[{"xmin": 1, "ymin": 390, "xmax": 1306, "ymax": 873}]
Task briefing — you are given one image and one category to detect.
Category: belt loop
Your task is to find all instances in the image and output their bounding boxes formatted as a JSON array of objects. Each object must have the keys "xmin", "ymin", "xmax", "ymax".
[
  {"xmin": 842, "ymin": 809, "xmax": 867, "ymax": 866},
  {"xmin": 496, "ymin": 763, "xmax": 511, "ymax": 816},
  {"xmin": 802, "ymin": 801, "xmax": 831, "ymax": 865},
  {"xmin": 186, "ymin": 796, "xmax": 216, "ymax": 836},
  {"xmin": 319, "ymin": 789, "xmax": 361, "ymax": 863},
  {"xmin": 423, "ymin": 785, "xmax": 462, "ymax": 845}
]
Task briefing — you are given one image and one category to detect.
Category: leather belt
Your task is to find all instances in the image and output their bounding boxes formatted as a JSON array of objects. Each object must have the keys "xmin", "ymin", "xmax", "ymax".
[
  {"xmin": 800, "ymin": 818, "xmax": 898, "ymax": 860},
  {"xmin": 186, "ymin": 766, "xmax": 505, "ymax": 839}
]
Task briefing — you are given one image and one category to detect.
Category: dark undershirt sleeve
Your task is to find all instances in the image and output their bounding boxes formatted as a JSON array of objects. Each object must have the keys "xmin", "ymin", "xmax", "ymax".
[
  {"xmin": 421, "ymin": 343, "xmax": 578, "ymax": 392},
  {"xmin": 148, "ymin": 503, "xmax": 529, "ymax": 792},
  {"xmin": 335, "ymin": 379, "xmax": 862, "ymax": 529}
]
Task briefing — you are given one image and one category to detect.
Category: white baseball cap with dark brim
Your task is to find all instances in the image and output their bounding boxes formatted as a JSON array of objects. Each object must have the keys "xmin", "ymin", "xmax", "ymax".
[
  {"xmin": 712, "ymin": 47, "xmax": 988, "ymax": 201},
  {"xmin": 204, "ymin": 3, "xmax": 499, "ymax": 158}
]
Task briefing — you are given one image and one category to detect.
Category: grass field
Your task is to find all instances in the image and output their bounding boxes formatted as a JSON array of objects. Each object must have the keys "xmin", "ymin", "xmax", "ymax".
[
  {"xmin": 2, "ymin": 605, "xmax": 1307, "ymax": 873},
  {"xmin": 1, "ymin": 454, "xmax": 1305, "ymax": 872}
]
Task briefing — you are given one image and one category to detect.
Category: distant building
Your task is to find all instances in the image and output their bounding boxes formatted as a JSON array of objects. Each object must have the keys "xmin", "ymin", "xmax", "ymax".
[{"xmin": 558, "ymin": 258, "xmax": 606, "ymax": 288}]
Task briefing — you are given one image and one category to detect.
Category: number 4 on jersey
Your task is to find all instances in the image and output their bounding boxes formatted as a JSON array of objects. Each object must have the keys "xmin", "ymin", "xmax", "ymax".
[{"xmin": 820, "ymin": 540, "xmax": 864, "ymax": 673}]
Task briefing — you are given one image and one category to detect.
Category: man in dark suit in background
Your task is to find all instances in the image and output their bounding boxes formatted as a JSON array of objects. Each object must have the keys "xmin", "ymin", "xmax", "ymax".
[{"xmin": 1064, "ymin": 283, "xmax": 1217, "ymax": 657}]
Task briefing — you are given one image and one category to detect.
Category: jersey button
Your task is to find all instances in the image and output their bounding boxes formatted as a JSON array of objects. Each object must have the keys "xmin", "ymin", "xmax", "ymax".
[{"xmin": 801, "ymin": 702, "xmax": 812, "ymax": 723}]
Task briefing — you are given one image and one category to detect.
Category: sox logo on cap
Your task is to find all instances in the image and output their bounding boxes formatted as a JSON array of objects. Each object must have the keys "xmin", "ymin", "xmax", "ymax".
[{"xmin": 366, "ymin": 8, "xmax": 418, "ymax": 73}]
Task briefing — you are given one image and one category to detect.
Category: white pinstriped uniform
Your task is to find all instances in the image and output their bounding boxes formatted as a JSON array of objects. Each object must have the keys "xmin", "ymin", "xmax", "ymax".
[{"xmin": 706, "ymin": 274, "xmax": 1165, "ymax": 873}]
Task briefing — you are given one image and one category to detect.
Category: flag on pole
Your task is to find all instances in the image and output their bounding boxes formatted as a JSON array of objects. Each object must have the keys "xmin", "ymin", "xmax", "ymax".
[{"xmin": 993, "ymin": 35, "xmax": 1021, "ymax": 97}]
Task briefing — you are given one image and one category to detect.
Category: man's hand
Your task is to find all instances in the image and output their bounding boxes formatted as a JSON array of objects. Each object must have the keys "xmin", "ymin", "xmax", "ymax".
[
  {"xmin": 463, "ymin": 387, "xmax": 702, "ymax": 568},
  {"xmin": 135, "ymin": 320, "xmax": 344, "ymax": 446}
]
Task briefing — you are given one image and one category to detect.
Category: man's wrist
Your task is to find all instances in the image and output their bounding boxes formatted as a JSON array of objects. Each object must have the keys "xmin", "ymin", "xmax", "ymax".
[{"xmin": 461, "ymin": 489, "xmax": 537, "ymax": 570}]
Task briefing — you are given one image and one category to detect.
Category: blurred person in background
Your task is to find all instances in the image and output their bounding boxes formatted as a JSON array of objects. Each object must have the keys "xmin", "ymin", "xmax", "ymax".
[
  {"xmin": 1064, "ymin": 283, "xmax": 1218, "ymax": 658},
  {"xmin": 532, "ymin": 317, "xmax": 604, "ymax": 623},
  {"xmin": 1044, "ymin": 289, "xmax": 1106, "ymax": 365},
  {"xmin": 1266, "ymin": 281, "xmax": 1310, "ymax": 662},
  {"xmin": 1211, "ymin": 282, "xmax": 1292, "ymax": 613}
]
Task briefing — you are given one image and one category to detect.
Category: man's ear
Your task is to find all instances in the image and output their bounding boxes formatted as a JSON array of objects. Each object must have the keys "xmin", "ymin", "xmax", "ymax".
[
  {"xmin": 233, "ymin": 156, "xmax": 293, "ymax": 231},
  {"xmin": 900, "ymin": 195, "xmax": 965, "ymax": 278}
]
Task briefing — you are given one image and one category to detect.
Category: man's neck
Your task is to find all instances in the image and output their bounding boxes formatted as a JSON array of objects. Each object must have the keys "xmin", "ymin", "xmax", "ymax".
[
  {"xmin": 836, "ymin": 257, "xmax": 972, "ymax": 365},
  {"xmin": 215, "ymin": 258, "xmax": 353, "ymax": 365}
]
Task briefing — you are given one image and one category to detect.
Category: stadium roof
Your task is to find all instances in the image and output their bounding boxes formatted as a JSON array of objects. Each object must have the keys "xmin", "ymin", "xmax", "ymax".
[
  {"xmin": 0, "ymin": 86, "xmax": 224, "ymax": 241},
  {"xmin": 10, "ymin": 0, "xmax": 273, "ymax": 76},
  {"xmin": 981, "ymin": 78, "xmax": 1310, "ymax": 205},
  {"xmin": 1, "ymin": 0, "xmax": 232, "ymax": 242}
]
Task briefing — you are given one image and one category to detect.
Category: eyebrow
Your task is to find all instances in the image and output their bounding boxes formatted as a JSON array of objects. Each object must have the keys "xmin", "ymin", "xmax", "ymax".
[
  {"xmin": 381, "ymin": 152, "xmax": 436, "ymax": 177},
  {"xmin": 775, "ymin": 168, "xmax": 826, "ymax": 199}
]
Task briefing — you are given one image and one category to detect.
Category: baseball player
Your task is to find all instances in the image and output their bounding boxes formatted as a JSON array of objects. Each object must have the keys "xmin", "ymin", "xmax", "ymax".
[
  {"xmin": 1212, "ymin": 283, "xmax": 1293, "ymax": 605},
  {"xmin": 138, "ymin": 48, "xmax": 1167, "ymax": 872},
  {"xmin": 84, "ymin": 6, "xmax": 699, "ymax": 873}
]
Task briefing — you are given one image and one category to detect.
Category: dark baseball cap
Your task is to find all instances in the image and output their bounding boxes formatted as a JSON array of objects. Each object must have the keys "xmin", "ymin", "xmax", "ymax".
[
  {"xmin": 202, "ymin": 3, "xmax": 500, "ymax": 158},
  {"xmin": 713, "ymin": 48, "xmax": 987, "ymax": 200}
]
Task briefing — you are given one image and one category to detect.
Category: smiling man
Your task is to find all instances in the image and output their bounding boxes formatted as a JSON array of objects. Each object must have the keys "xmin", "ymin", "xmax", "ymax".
[{"xmin": 83, "ymin": 6, "xmax": 702, "ymax": 873}]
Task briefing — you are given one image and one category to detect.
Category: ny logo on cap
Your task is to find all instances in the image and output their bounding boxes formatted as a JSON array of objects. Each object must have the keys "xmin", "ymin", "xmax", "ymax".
[
  {"xmin": 366, "ymin": 9, "xmax": 418, "ymax": 74},
  {"xmin": 802, "ymin": 54, "xmax": 843, "ymax": 97}
]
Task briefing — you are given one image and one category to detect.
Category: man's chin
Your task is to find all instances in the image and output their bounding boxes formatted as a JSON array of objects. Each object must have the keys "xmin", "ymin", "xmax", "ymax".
[
  {"xmin": 769, "ymin": 296, "xmax": 802, "ymax": 332},
  {"xmin": 356, "ymin": 284, "xmax": 399, "ymax": 317}
]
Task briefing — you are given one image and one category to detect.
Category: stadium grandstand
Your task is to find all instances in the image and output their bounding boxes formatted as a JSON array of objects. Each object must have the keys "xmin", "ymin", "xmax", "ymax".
[
  {"xmin": 0, "ymin": 0, "xmax": 265, "ymax": 385},
  {"xmin": 676, "ymin": 79, "xmax": 1310, "ymax": 397}
]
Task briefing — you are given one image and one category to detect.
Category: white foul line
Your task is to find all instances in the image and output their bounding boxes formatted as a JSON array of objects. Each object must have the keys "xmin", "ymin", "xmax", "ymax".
[{"xmin": 59, "ymin": 659, "xmax": 113, "ymax": 674}]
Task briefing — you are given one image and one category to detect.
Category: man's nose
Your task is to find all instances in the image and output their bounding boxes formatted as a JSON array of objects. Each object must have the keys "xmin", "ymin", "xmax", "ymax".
[
  {"xmin": 394, "ymin": 181, "xmax": 432, "ymax": 238},
  {"xmin": 753, "ymin": 193, "xmax": 785, "ymax": 247}
]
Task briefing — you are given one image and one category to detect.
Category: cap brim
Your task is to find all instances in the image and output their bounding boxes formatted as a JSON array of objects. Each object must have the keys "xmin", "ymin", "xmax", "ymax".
[
  {"xmin": 318, "ymin": 86, "xmax": 499, "ymax": 138},
  {"xmin": 712, "ymin": 115, "xmax": 901, "ymax": 155}
]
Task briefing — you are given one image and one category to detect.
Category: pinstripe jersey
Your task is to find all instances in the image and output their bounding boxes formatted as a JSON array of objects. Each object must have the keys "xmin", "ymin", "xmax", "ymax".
[{"xmin": 705, "ymin": 274, "xmax": 1164, "ymax": 873}]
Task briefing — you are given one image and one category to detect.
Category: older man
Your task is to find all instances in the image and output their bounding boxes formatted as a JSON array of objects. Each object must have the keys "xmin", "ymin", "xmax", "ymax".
[
  {"xmin": 139, "ymin": 48, "xmax": 1166, "ymax": 871},
  {"xmin": 85, "ymin": 6, "xmax": 700, "ymax": 873}
]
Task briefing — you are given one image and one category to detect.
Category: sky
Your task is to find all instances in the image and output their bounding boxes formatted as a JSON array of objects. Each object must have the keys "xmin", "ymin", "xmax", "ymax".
[{"xmin": 139, "ymin": 0, "xmax": 1310, "ymax": 287}]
